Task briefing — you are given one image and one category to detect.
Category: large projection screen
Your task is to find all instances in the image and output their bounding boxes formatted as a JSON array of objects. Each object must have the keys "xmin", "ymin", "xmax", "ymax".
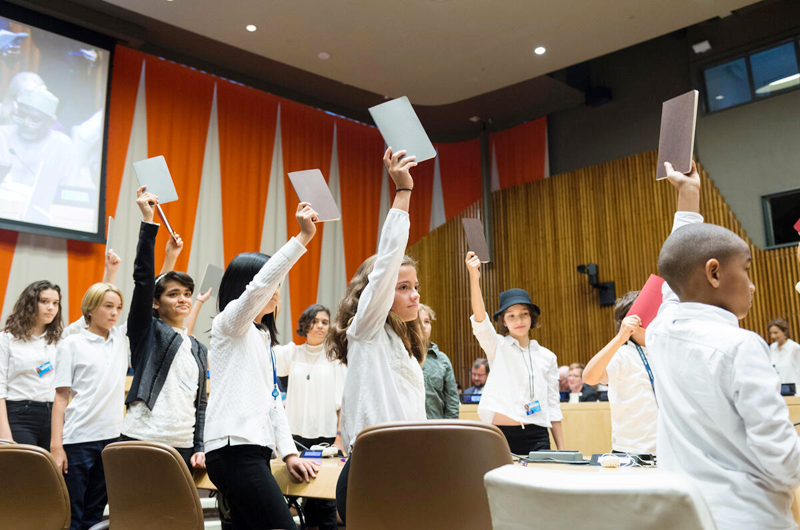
[{"xmin": 0, "ymin": 4, "xmax": 113, "ymax": 243}]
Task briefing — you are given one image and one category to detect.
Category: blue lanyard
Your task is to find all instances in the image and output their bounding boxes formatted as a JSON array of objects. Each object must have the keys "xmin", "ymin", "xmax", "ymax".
[
  {"xmin": 269, "ymin": 344, "xmax": 280, "ymax": 402},
  {"xmin": 634, "ymin": 343, "xmax": 656, "ymax": 400}
]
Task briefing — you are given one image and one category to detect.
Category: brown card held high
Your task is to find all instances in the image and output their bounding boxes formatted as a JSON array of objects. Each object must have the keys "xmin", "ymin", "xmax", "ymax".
[
  {"xmin": 656, "ymin": 90, "xmax": 698, "ymax": 180},
  {"xmin": 462, "ymin": 218, "xmax": 491, "ymax": 263}
]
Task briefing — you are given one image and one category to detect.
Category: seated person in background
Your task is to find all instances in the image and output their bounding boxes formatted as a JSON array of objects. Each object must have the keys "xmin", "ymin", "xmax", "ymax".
[
  {"xmin": 648, "ymin": 161, "xmax": 800, "ymax": 530},
  {"xmin": 558, "ymin": 365, "xmax": 570, "ymax": 401},
  {"xmin": 566, "ymin": 363, "xmax": 598, "ymax": 402},
  {"xmin": 768, "ymin": 318, "xmax": 800, "ymax": 395},
  {"xmin": 419, "ymin": 303, "xmax": 459, "ymax": 419},
  {"xmin": 463, "ymin": 357, "xmax": 489, "ymax": 400},
  {"xmin": 583, "ymin": 292, "xmax": 657, "ymax": 455}
]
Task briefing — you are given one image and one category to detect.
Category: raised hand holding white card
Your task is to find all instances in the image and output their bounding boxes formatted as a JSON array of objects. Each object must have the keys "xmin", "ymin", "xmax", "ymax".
[{"xmin": 287, "ymin": 169, "xmax": 341, "ymax": 222}]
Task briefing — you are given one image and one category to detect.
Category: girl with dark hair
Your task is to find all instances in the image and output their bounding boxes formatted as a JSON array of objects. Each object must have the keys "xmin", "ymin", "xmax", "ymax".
[
  {"xmin": 119, "ymin": 187, "xmax": 208, "ymax": 470},
  {"xmin": 275, "ymin": 303, "xmax": 345, "ymax": 530},
  {"xmin": 327, "ymin": 148, "xmax": 427, "ymax": 523},
  {"xmin": 204, "ymin": 201, "xmax": 320, "ymax": 530},
  {"xmin": 768, "ymin": 318, "xmax": 800, "ymax": 395},
  {"xmin": 465, "ymin": 252, "xmax": 564, "ymax": 455},
  {"xmin": 0, "ymin": 280, "xmax": 63, "ymax": 447}
]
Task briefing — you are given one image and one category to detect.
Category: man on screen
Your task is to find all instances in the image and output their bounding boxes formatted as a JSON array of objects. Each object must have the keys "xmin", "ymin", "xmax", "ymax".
[{"xmin": 0, "ymin": 84, "xmax": 74, "ymax": 225}]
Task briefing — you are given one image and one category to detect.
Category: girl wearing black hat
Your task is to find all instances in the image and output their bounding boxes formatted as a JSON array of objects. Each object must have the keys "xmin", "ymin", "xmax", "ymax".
[{"xmin": 465, "ymin": 252, "xmax": 564, "ymax": 455}]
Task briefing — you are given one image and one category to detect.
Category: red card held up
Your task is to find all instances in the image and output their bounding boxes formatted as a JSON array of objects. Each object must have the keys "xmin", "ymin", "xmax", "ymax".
[
  {"xmin": 793, "ymin": 217, "xmax": 800, "ymax": 234},
  {"xmin": 626, "ymin": 274, "xmax": 666, "ymax": 329}
]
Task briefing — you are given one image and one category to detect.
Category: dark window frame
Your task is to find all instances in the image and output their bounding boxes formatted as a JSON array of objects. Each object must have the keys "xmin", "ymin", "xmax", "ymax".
[{"xmin": 761, "ymin": 188, "xmax": 800, "ymax": 249}]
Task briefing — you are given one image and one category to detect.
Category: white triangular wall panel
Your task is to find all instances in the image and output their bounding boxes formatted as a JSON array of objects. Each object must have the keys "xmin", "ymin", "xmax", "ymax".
[
  {"xmin": 260, "ymin": 105, "xmax": 292, "ymax": 343},
  {"xmin": 1, "ymin": 234, "xmax": 69, "ymax": 327},
  {"xmin": 429, "ymin": 152, "xmax": 446, "ymax": 232},
  {"xmin": 108, "ymin": 60, "xmax": 149, "ymax": 326},
  {"xmin": 317, "ymin": 124, "xmax": 347, "ymax": 314},
  {"xmin": 187, "ymin": 84, "xmax": 224, "ymax": 345}
]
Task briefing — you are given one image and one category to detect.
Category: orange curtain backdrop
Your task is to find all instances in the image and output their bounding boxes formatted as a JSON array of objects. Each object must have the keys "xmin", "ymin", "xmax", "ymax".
[
  {"xmin": 335, "ymin": 118, "xmax": 386, "ymax": 281},
  {"xmin": 407, "ymin": 158, "xmax": 436, "ymax": 246},
  {"xmin": 0, "ymin": 230, "xmax": 19, "ymax": 309},
  {"xmin": 491, "ymin": 117, "xmax": 547, "ymax": 190},
  {"xmin": 279, "ymin": 99, "xmax": 335, "ymax": 341},
  {"xmin": 65, "ymin": 46, "xmax": 145, "ymax": 319},
  {"xmin": 217, "ymin": 82, "xmax": 280, "ymax": 267},
  {"xmin": 435, "ymin": 139, "xmax": 482, "ymax": 221},
  {"xmin": 144, "ymin": 56, "xmax": 215, "ymax": 273}
]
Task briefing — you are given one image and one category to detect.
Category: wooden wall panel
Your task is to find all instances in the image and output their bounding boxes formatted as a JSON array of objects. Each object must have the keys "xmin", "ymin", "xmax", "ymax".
[{"xmin": 409, "ymin": 150, "xmax": 800, "ymax": 389}]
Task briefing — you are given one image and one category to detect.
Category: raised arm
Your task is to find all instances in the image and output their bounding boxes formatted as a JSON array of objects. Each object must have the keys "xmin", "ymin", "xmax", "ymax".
[
  {"xmin": 466, "ymin": 251, "xmax": 499, "ymax": 362},
  {"xmin": 215, "ymin": 203, "xmax": 315, "ymax": 338},
  {"xmin": 185, "ymin": 287, "xmax": 211, "ymax": 337},
  {"xmin": 102, "ymin": 249, "xmax": 121, "ymax": 285},
  {"xmin": 348, "ymin": 149, "xmax": 416, "ymax": 340},
  {"xmin": 584, "ymin": 315, "xmax": 641, "ymax": 385},
  {"xmin": 127, "ymin": 187, "xmax": 160, "ymax": 364},
  {"xmin": 160, "ymin": 233, "xmax": 184, "ymax": 274}
]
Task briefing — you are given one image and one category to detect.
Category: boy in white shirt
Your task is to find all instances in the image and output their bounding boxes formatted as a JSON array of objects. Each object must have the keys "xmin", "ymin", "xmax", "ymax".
[
  {"xmin": 647, "ymin": 161, "xmax": 800, "ymax": 530},
  {"xmin": 584, "ymin": 292, "xmax": 657, "ymax": 455},
  {"xmin": 51, "ymin": 282, "xmax": 128, "ymax": 530}
]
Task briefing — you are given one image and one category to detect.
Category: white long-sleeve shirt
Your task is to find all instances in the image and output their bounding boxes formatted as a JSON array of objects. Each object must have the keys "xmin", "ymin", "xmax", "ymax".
[
  {"xmin": 275, "ymin": 341, "xmax": 346, "ymax": 439},
  {"xmin": 340, "ymin": 209, "xmax": 426, "ymax": 454},
  {"xmin": 770, "ymin": 339, "xmax": 800, "ymax": 389},
  {"xmin": 606, "ymin": 342, "xmax": 657, "ymax": 454},
  {"xmin": 204, "ymin": 237, "xmax": 306, "ymax": 459},
  {"xmin": 470, "ymin": 314, "xmax": 562, "ymax": 428},
  {"xmin": 646, "ymin": 211, "xmax": 800, "ymax": 530}
]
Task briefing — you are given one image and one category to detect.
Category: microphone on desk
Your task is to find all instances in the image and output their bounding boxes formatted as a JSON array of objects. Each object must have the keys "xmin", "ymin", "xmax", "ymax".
[{"xmin": 8, "ymin": 148, "xmax": 37, "ymax": 176}]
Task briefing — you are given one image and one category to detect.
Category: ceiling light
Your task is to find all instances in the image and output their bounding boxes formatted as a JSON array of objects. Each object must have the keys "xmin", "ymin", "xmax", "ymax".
[
  {"xmin": 317, "ymin": 52, "xmax": 331, "ymax": 60},
  {"xmin": 715, "ymin": 95, "xmax": 724, "ymax": 100},
  {"xmin": 534, "ymin": 46, "xmax": 546, "ymax": 55},
  {"xmin": 692, "ymin": 40, "xmax": 712, "ymax": 54},
  {"xmin": 469, "ymin": 116, "xmax": 481, "ymax": 122},
  {"xmin": 246, "ymin": 25, "xmax": 257, "ymax": 32}
]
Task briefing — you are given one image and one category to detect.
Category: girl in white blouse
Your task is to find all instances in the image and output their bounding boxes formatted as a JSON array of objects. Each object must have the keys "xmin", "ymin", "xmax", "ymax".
[
  {"xmin": 465, "ymin": 252, "xmax": 564, "ymax": 455},
  {"xmin": 326, "ymin": 148, "xmax": 426, "ymax": 524},
  {"xmin": 203, "ymin": 202, "xmax": 319, "ymax": 530},
  {"xmin": 768, "ymin": 318, "xmax": 800, "ymax": 394},
  {"xmin": 276, "ymin": 303, "xmax": 345, "ymax": 530},
  {"xmin": 0, "ymin": 281, "xmax": 63, "ymax": 447}
]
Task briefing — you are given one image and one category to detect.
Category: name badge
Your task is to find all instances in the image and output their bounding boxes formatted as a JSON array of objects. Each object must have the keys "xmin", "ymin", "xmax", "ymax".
[
  {"xmin": 36, "ymin": 361, "xmax": 53, "ymax": 377},
  {"xmin": 524, "ymin": 400, "xmax": 541, "ymax": 416}
]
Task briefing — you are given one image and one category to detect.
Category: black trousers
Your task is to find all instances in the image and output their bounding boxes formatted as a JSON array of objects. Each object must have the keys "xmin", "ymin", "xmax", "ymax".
[
  {"xmin": 206, "ymin": 444, "xmax": 296, "ymax": 530},
  {"xmin": 497, "ymin": 424, "xmax": 551, "ymax": 455},
  {"xmin": 6, "ymin": 400, "xmax": 51, "ymax": 449},
  {"xmin": 293, "ymin": 435, "xmax": 338, "ymax": 530},
  {"xmin": 119, "ymin": 434, "xmax": 193, "ymax": 470},
  {"xmin": 335, "ymin": 458, "xmax": 350, "ymax": 526}
]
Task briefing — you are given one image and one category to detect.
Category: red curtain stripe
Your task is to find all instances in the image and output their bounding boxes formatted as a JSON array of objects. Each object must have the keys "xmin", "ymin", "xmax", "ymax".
[
  {"xmin": 435, "ymin": 139, "xmax": 482, "ymax": 221},
  {"xmin": 491, "ymin": 117, "xmax": 548, "ymax": 190},
  {"xmin": 217, "ymin": 82, "xmax": 280, "ymax": 267}
]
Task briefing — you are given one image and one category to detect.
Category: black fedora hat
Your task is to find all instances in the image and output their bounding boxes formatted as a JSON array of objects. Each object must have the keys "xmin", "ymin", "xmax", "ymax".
[{"xmin": 493, "ymin": 288, "xmax": 541, "ymax": 321}]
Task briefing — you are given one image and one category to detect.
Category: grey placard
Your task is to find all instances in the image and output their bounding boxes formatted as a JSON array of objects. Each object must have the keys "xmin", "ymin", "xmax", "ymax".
[
  {"xmin": 133, "ymin": 155, "xmax": 179, "ymax": 203},
  {"xmin": 199, "ymin": 263, "xmax": 224, "ymax": 298},
  {"xmin": 288, "ymin": 169, "xmax": 341, "ymax": 222},
  {"xmin": 369, "ymin": 96, "xmax": 436, "ymax": 163}
]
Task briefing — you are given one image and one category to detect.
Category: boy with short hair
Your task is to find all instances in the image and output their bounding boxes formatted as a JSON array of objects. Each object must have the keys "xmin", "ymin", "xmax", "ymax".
[{"xmin": 648, "ymin": 161, "xmax": 800, "ymax": 529}]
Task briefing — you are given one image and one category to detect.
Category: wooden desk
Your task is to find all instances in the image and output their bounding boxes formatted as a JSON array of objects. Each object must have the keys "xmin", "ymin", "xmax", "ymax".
[{"xmin": 193, "ymin": 457, "xmax": 344, "ymax": 500}]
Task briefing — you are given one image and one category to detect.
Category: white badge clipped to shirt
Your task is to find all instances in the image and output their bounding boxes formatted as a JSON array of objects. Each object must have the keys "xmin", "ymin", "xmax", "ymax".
[{"xmin": 524, "ymin": 400, "xmax": 541, "ymax": 416}]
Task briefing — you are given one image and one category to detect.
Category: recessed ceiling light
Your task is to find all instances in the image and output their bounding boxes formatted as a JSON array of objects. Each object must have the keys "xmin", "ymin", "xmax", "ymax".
[
  {"xmin": 317, "ymin": 52, "xmax": 331, "ymax": 60},
  {"xmin": 246, "ymin": 25, "xmax": 257, "ymax": 32},
  {"xmin": 715, "ymin": 95, "xmax": 724, "ymax": 100},
  {"xmin": 534, "ymin": 46, "xmax": 546, "ymax": 55},
  {"xmin": 692, "ymin": 40, "xmax": 712, "ymax": 54},
  {"xmin": 469, "ymin": 116, "xmax": 481, "ymax": 123}
]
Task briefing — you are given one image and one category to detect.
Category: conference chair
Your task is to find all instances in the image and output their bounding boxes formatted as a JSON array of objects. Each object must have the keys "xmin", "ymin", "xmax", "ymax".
[
  {"xmin": 346, "ymin": 420, "xmax": 513, "ymax": 530},
  {"xmin": 0, "ymin": 443, "xmax": 71, "ymax": 530},
  {"xmin": 94, "ymin": 440, "xmax": 204, "ymax": 530},
  {"xmin": 484, "ymin": 464, "xmax": 716, "ymax": 530}
]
